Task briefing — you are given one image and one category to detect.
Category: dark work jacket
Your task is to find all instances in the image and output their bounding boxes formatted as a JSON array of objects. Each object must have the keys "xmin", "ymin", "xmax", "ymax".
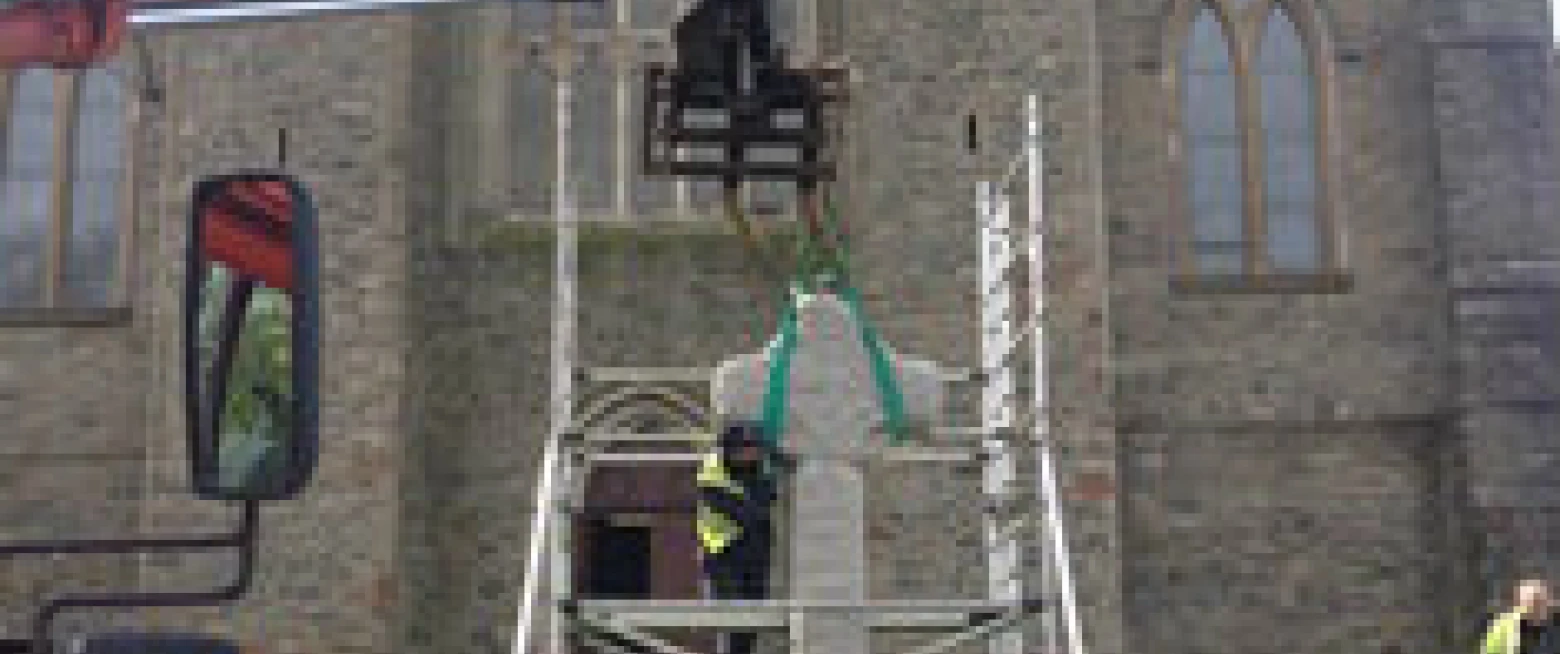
[
  {"xmin": 700, "ymin": 463, "xmax": 777, "ymax": 564},
  {"xmin": 1520, "ymin": 614, "xmax": 1560, "ymax": 654}
]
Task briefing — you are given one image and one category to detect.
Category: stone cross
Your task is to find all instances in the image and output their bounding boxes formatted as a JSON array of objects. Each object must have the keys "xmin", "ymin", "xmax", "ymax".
[{"xmin": 713, "ymin": 291, "xmax": 945, "ymax": 654}]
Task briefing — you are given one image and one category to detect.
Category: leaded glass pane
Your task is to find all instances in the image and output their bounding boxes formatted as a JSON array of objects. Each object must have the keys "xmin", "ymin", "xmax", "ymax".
[
  {"xmin": 570, "ymin": 58, "xmax": 613, "ymax": 214},
  {"xmin": 1259, "ymin": 61, "xmax": 1313, "ymax": 134},
  {"xmin": 1264, "ymin": 143, "xmax": 1316, "ymax": 205},
  {"xmin": 1256, "ymin": 10, "xmax": 1307, "ymax": 75},
  {"xmin": 66, "ymin": 67, "xmax": 125, "ymax": 307},
  {"xmin": 0, "ymin": 70, "xmax": 56, "ymax": 307},
  {"xmin": 1186, "ymin": 72, "xmax": 1239, "ymax": 137},
  {"xmin": 1267, "ymin": 207, "xmax": 1320, "ymax": 270},
  {"xmin": 1191, "ymin": 145, "xmax": 1243, "ymax": 210},
  {"xmin": 1194, "ymin": 206, "xmax": 1244, "ymax": 244},
  {"xmin": 1258, "ymin": 7, "xmax": 1321, "ymax": 271},
  {"xmin": 1183, "ymin": 6, "xmax": 1245, "ymax": 275},
  {"xmin": 510, "ymin": 64, "xmax": 555, "ymax": 216},
  {"xmin": 1186, "ymin": 10, "xmax": 1233, "ymax": 74}
]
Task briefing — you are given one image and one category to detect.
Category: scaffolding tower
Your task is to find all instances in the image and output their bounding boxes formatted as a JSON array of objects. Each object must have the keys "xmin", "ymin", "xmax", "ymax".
[{"xmin": 510, "ymin": 70, "xmax": 1085, "ymax": 654}]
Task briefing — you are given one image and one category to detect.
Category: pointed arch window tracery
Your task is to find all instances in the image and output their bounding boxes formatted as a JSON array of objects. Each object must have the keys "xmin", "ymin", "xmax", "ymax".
[{"xmin": 1171, "ymin": 0, "xmax": 1341, "ymax": 288}]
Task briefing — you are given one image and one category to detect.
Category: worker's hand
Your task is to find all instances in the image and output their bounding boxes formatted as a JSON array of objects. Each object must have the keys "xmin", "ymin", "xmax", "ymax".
[{"xmin": 767, "ymin": 450, "xmax": 797, "ymax": 474}]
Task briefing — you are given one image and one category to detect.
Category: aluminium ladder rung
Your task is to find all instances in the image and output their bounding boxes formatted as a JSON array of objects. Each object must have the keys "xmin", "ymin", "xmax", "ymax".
[
  {"xmin": 581, "ymin": 448, "xmax": 980, "ymax": 464},
  {"xmin": 580, "ymin": 367, "xmax": 711, "ymax": 383},
  {"xmin": 567, "ymin": 432, "xmax": 711, "ymax": 443},
  {"xmin": 933, "ymin": 426, "xmax": 1025, "ymax": 439},
  {"xmin": 581, "ymin": 366, "xmax": 983, "ymax": 384},
  {"xmin": 564, "ymin": 599, "xmax": 1050, "ymax": 629},
  {"xmin": 568, "ymin": 428, "xmax": 1025, "ymax": 442}
]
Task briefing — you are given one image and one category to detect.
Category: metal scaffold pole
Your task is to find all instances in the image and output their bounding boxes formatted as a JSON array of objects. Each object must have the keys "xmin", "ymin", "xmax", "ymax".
[
  {"xmin": 549, "ymin": 7, "xmax": 578, "ymax": 654},
  {"xmin": 512, "ymin": 5, "xmax": 576, "ymax": 654},
  {"xmin": 979, "ymin": 173, "xmax": 1022, "ymax": 654},
  {"xmin": 1024, "ymin": 93, "xmax": 1084, "ymax": 654}
]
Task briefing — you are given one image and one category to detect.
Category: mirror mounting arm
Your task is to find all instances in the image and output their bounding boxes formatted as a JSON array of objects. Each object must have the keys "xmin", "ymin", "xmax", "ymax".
[{"xmin": 12, "ymin": 500, "xmax": 259, "ymax": 654}]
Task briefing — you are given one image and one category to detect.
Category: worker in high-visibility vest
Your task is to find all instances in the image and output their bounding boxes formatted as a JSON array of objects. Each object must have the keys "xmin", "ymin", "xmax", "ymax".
[
  {"xmin": 698, "ymin": 420, "xmax": 785, "ymax": 654},
  {"xmin": 1484, "ymin": 579, "xmax": 1560, "ymax": 654}
]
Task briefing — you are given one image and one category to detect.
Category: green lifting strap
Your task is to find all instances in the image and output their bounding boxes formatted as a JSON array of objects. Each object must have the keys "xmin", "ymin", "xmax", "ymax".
[
  {"xmin": 817, "ymin": 201, "xmax": 907, "ymax": 443},
  {"xmin": 759, "ymin": 201, "xmax": 909, "ymax": 446},
  {"xmin": 842, "ymin": 285, "xmax": 909, "ymax": 445},
  {"xmin": 760, "ymin": 300, "xmax": 800, "ymax": 448}
]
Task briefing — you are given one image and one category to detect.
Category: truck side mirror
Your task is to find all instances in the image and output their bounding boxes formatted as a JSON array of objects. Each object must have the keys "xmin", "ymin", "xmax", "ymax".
[{"xmin": 183, "ymin": 172, "xmax": 319, "ymax": 501}]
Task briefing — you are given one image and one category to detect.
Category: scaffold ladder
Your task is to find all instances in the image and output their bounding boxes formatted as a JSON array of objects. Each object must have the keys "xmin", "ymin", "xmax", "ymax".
[{"xmin": 977, "ymin": 94, "xmax": 1085, "ymax": 654}]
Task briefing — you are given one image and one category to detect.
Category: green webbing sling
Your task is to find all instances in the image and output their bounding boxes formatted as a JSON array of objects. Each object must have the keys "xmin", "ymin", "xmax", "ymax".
[{"xmin": 759, "ymin": 201, "xmax": 908, "ymax": 446}]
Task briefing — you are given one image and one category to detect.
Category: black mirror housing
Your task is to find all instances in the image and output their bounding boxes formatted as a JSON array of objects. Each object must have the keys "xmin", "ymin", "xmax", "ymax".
[
  {"xmin": 77, "ymin": 633, "xmax": 242, "ymax": 654},
  {"xmin": 183, "ymin": 172, "xmax": 320, "ymax": 502}
]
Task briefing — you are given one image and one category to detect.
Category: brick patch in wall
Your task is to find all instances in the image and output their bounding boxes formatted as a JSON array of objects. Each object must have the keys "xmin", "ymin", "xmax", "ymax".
[{"xmin": 1068, "ymin": 471, "xmax": 1116, "ymax": 501}]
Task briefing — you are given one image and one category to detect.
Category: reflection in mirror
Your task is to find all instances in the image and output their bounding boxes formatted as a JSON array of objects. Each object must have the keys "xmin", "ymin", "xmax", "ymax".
[
  {"xmin": 199, "ymin": 263, "xmax": 291, "ymax": 496},
  {"xmin": 185, "ymin": 174, "xmax": 318, "ymax": 502}
]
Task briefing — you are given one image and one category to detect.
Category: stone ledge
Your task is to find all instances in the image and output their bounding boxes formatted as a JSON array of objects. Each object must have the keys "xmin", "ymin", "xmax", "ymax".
[
  {"xmin": 1427, "ymin": 25, "xmax": 1556, "ymax": 49},
  {"xmin": 1168, "ymin": 271, "xmax": 1354, "ymax": 295},
  {"xmin": 1453, "ymin": 260, "xmax": 1560, "ymax": 289},
  {"xmin": 442, "ymin": 212, "xmax": 806, "ymax": 256},
  {"xmin": 1116, "ymin": 413, "xmax": 1450, "ymax": 435}
]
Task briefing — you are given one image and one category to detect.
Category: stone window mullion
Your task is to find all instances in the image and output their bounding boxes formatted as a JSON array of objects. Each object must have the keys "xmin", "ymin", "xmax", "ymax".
[
  {"xmin": 0, "ymin": 73, "xmax": 13, "ymax": 179},
  {"xmin": 1237, "ymin": 22, "xmax": 1267, "ymax": 278}
]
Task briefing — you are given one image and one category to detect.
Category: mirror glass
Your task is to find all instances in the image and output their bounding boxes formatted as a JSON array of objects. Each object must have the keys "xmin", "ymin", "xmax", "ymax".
[{"xmin": 186, "ymin": 173, "xmax": 318, "ymax": 501}]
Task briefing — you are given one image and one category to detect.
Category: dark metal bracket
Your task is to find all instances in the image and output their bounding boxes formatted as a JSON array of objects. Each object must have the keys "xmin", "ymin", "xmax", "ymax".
[
  {"xmin": 643, "ymin": 0, "xmax": 846, "ymax": 186},
  {"xmin": 0, "ymin": 500, "xmax": 259, "ymax": 654}
]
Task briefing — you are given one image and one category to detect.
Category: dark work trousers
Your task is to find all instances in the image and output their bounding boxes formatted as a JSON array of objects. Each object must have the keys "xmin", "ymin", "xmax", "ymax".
[{"xmin": 704, "ymin": 529, "xmax": 774, "ymax": 654}]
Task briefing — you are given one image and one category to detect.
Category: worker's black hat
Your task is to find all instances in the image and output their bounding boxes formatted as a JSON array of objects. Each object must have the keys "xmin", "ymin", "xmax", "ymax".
[{"xmin": 718, "ymin": 419, "xmax": 769, "ymax": 449}]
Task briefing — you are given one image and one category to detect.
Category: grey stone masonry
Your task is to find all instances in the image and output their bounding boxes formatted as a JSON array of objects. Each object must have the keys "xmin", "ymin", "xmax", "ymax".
[
  {"xmin": 8, "ymin": 1, "xmax": 1560, "ymax": 654},
  {"xmin": 0, "ymin": 329, "xmax": 143, "ymax": 639},
  {"xmin": 1429, "ymin": 11, "xmax": 1560, "ymax": 648}
]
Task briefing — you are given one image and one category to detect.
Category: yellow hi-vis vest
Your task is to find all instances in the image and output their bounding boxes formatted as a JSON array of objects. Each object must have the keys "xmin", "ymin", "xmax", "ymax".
[
  {"xmin": 696, "ymin": 452, "xmax": 745, "ymax": 556},
  {"xmin": 1483, "ymin": 609, "xmax": 1527, "ymax": 654}
]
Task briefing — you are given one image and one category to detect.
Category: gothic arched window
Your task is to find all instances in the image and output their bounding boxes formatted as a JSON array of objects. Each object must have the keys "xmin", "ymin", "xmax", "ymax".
[{"xmin": 1172, "ymin": 0, "xmax": 1339, "ymax": 287}]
